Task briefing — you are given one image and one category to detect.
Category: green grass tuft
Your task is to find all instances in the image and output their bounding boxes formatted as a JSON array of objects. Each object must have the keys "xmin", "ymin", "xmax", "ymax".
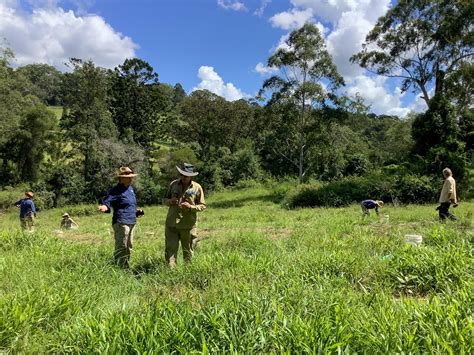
[{"xmin": 0, "ymin": 187, "xmax": 472, "ymax": 352}]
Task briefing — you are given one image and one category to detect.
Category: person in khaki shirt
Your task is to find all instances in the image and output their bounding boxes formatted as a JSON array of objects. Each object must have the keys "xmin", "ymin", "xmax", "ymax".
[
  {"xmin": 437, "ymin": 167, "xmax": 458, "ymax": 221},
  {"xmin": 163, "ymin": 163, "xmax": 206, "ymax": 267}
]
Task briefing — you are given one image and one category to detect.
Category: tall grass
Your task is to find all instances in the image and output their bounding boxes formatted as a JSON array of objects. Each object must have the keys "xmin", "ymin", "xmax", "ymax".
[{"xmin": 0, "ymin": 187, "xmax": 472, "ymax": 352}]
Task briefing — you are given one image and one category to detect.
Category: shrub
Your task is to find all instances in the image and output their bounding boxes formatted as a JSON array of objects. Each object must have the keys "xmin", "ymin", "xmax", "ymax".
[
  {"xmin": 393, "ymin": 174, "xmax": 437, "ymax": 204},
  {"xmin": 135, "ymin": 178, "xmax": 164, "ymax": 205},
  {"xmin": 0, "ymin": 186, "xmax": 29, "ymax": 210},
  {"xmin": 196, "ymin": 143, "xmax": 264, "ymax": 191},
  {"xmin": 232, "ymin": 179, "xmax": 262, "ymax": 190},
  {"xmin": 282, "ymin": 175, "xmax": 391, "ymax": 208},
  {"xmin": 344, "ymin": 154, "xmax": 370, "ymax": 176},
  {"xmin": 281, "ymin": 182, "xmax": 325, "ymax": 208},
  {"xmin": 282, "ymin": 173, "xmax": 440, "ymax": 208}
]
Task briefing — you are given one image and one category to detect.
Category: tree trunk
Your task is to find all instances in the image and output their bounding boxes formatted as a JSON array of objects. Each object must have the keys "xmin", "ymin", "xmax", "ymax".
[
  {"xmin": 435, "ymin": 68, "xmax": 445, "ymax": 97},
  {"xmin": 299, "ymin": 144, "xmax": 304, "ymax": 183}
]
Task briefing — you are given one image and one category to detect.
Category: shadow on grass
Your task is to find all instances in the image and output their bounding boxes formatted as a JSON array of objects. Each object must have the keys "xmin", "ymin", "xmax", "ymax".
[
  {"xmin": 208, "ymin": 194, "xmax": 277, "ymax": 209},
  {"xmin": 132, "ymin": 259, "xmax": 166, "ymax": 278}
]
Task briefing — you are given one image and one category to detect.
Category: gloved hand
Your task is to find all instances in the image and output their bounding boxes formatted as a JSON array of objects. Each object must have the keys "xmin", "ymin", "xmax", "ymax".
[{"xmin": 136, "ymin": 209, "xmax": 145, "ymax": 217}]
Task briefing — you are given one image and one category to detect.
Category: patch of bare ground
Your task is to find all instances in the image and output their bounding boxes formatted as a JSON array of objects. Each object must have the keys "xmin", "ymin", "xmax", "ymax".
[
  {"xmin": 54, "ymin": 230, "xmax": 106, "ymax": 244},
  {"xmin": 198, "ymin": 227, "xmax": 292, "ymax": 240},
  {"xmin": 393, "ymin": 292, "xmax": 428, "ymax": 302},
  {"xmin": 260, "ymin": 227, "xmax": 292, "ymax": 240}
]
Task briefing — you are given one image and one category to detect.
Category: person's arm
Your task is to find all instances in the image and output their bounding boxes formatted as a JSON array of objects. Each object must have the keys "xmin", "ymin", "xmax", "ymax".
[
  {"xmin": 446, "ymin": 179, "xmax": 456, "ymax": 204},
  {"xmin": 70, "ymin": 218, "xmax": 79, "ymax": 227},
  {"xmin": 14, "ymin": 200, "xmax": 21, "ymax": 207},
  {"xmin": 180, "ymin": 186, "xmax": 206, "ymax": 211},
  {"xmin": 98, "ymin": 189, "xmax": 116, "ymax": 213},
  {"xmin": 31, "ymin": 201, "xmax": 37, "ymax": 217},
  {"xmin": 375, "ymin": 206, "xmax": 380, "ymax": 216},
  {"xmin": 193, "ymin": 186, "xmax": 206, "ymax": 212},
  {"xmin": 162, "ymin": 183, "xmax": 178, "ymax": 206}
]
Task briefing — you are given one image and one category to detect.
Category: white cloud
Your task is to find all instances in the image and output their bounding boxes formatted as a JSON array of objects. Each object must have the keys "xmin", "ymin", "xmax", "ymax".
[
  {"xmin": 347, "ymin": 75, "xmax": 412, "ymax": 117},
  {"xmin": 259, "ymin": 0, "xmax": 419, "ymax": 116},
  {"xmin": 407, "ymin": 92, "xmax": 429, "ymax": 113},
  {"xmin": 25, "ymin": 0, "xmax": 95, "ymax": 14},
  {"xmin": 290, "ymin": 0, "xmax": 389, "ymax": 24},
  {"xmin": 217, "ymin": 0, "xmax": 247, "ymax": 11},
  {"xmin": 325, "ymin": 10, "xmax": 373, "ymax": 77},
  {"xmin": 269, "ymin": 8, "xmax": 313, "ymax": 30},
  {"xmin": 254, "ymin": 0, "xmax": 271, "ymax": 17},
  {"xmin": 274, "ymin": 33, "xmax": 291, "ymax": 52},
  {"xmin": 254, "ymin": 62, "xmax": 278, "ymax": 75},
  {"xmin": 267, "ymin": 1, "xmax": 389, "ymax": 78},
  {"xmin": 193, "ymin": 66, "xmax": 249, "ymax": 101},
  {"xmin": 0, "ymin": 2, "xmax": 137, "ymax": 69}
]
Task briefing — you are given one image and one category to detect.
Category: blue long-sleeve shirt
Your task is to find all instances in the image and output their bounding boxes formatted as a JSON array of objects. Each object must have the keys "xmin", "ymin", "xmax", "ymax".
[
  {"xmin": 15, "ymin": 198, "xmax": 36, "ymax": 218},
  {"xmin": 361, "ymin": 200, "xmax": 378, "ymax": 209},
  {"xmin": 103, "ymin": 184, "xmax": 137, "ymax": 225}
]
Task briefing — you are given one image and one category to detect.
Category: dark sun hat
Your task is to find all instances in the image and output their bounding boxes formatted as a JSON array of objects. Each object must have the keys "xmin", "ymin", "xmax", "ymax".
[
  {"xmin": 176, "ymin": 163, "xmax": 199, "ymax": 177},
  {"xmin": 117, "ymin": 166, "xmax": 138, "ymax": 178}
]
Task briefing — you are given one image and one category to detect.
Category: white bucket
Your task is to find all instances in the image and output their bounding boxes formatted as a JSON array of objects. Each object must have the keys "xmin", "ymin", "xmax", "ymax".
[{"xmin": 405, "ymin": 234, "xmax": 423, "ymax": 246}]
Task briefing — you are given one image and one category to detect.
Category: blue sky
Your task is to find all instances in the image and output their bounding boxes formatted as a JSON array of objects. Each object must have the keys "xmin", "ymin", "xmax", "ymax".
[{"xmin": 0, "ymin": 0, "xmax": 427, "ymax": 116}]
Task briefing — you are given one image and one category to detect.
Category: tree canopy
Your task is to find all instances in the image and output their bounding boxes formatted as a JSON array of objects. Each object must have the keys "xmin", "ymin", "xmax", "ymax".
[
  {"xmin": 260, "ymin": 22, "xmax": 344, "ymax": 182},
  {"xmin": 351, "ymin": 0, "xmax": 473, "ymax": 107}
]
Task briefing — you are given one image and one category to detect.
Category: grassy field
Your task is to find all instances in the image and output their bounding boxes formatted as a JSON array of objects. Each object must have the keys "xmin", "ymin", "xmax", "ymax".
[{"xmin": 0, "ymin": 186, "xmax": 473, "ymax": 353}]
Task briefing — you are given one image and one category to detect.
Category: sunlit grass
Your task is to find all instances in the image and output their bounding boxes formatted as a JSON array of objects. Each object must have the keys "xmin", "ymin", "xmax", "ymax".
[{"xmin": 1, "ymin": 186, "xmax": 473, "ymax": 352}]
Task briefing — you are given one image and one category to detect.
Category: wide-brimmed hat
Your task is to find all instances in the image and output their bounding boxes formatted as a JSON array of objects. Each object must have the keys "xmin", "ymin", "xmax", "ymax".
[
  {"xmin": 25, "ymin": 191, "xmax": 34, "ymax": 198},
  {"xmin": 117, "ymin": 166, "xmax": 138, "ymax": 178},
  {"xmin": 376, "ymin": 200, "xmax": 384, "ymax": 208},
  {"xmin": 62, "ymin": 213, "xmax": 70, "ymax": 218},
  {"xmin": 176, "ymin": 163, "xmax": 199, "ymax": 177}
]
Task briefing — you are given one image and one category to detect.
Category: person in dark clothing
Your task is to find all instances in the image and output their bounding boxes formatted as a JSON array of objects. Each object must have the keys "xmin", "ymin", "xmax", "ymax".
[
  {"xmin": 361, "ymin": 199, "xmax": 384, "ymax": 216},
  {"xmin": 98, "ymin": 167, "xmax": 143, "ymax": 268},
  {"xmin": 15, "ymin": 191, "xmax": 36, "ymax": 231}
]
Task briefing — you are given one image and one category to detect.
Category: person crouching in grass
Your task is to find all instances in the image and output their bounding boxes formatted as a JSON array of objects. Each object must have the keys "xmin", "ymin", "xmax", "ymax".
[
  {"xmin": 60, "ymin": 213, "xmax": 79, "ymax": 230},
  {"xmin": 98, "ymin": 167, "xmax": 144, "ymax": 268},
  {"xmin": 361, "ymin": 199, "xmax": 384, "ymax": 217}
]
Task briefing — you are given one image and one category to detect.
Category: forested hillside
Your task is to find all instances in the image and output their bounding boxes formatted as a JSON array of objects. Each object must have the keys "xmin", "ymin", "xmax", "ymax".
[{"xmin": 0, "ymin": 2, "xmax": 472, "ymax": 208}]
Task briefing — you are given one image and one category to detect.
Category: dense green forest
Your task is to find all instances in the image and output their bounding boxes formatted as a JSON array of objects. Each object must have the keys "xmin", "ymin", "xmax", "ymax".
[{"xmin": 0, "ymin": 1, "xmax": 472, "ymax": 209}]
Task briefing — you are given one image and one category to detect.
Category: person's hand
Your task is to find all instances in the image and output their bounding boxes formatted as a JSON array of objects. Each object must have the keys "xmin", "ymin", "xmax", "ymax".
[
  {"xmin": 180, "ymin": 201, "xmax": 193, "ymax": 210},
  {"xmin": 136, "ymin": 208, "xmax": 145, "ymax": 217},
  {"xmin": 169, "ymin": 197, "xmax": 179, "ymax": 205},
  {"xmin": 98, "ymin": 205, "xmax": 108, "ymax": 213}
]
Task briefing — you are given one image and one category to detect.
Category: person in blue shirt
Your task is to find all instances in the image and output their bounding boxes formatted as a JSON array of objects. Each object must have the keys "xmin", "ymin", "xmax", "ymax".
[
  {"xmin": 15, "ymin": 191, "xmax": 37, "ymax": 231},
  {"xmin": 98, "ymin": 167, "xmax": 143, "ymax": 268},
  {"xmin": 361, "ymin": 199, "xmax": 384, "ymax": 216}
]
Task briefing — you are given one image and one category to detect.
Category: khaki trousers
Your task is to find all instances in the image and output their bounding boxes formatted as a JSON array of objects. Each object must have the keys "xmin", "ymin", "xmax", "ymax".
[
  {"xmin": 20, "ymin": 216, "xmax": 34, "ymax": 231},
  {"xmin": 165, "ymin": 226, "xmax": 193, "ymax": 267},
  {"xmin": 112, "ymin": 223, "xmax": 135, "ymax": 268}
]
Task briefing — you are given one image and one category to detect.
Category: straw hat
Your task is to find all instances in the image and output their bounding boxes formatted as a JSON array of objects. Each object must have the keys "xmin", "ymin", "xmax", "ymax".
[
  {"xmin": 25, "ymin": 191, "xmax": 34, "ymax": 198},
  {"xmin": 176, "ymin": 163, "xmax": 199, "ymax": 177},
  {"xmin": 117, "ymin": 166, "xmax": 138, "ymax": 178},
  {"xmin": 376, "ymin": 200, "xmax": 384, "ymax": 208},
  {"xmin": 62, "ymin": 213, "xmax": 70, "ymax": 218}
]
